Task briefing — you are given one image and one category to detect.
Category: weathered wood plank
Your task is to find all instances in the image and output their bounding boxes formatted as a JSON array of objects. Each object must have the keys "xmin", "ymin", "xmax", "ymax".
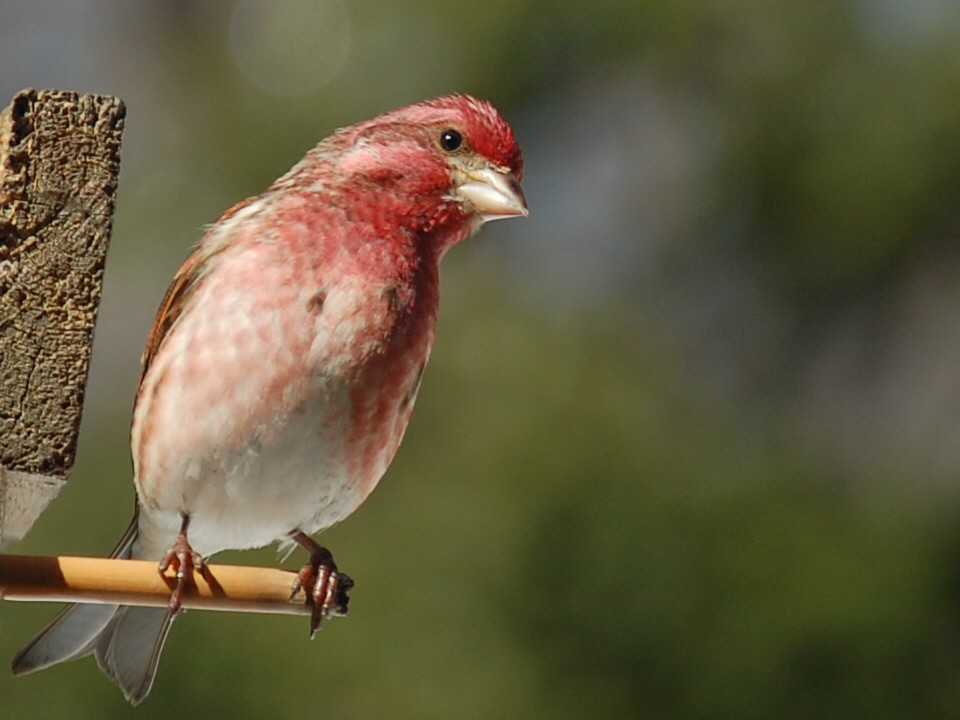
[{"xmin": 0, "ymin": 89, "xmax": 125, "ymax": 546}]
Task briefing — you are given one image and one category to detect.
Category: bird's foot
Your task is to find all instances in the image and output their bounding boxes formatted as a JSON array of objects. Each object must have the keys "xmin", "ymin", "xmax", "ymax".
[
  {"xmin": 289, "ymin": 531, "xmax": 353, "ymax": 638},
  {"xmin": 158, "ymin": 514, "xmax": 206, "ymax": 613}
]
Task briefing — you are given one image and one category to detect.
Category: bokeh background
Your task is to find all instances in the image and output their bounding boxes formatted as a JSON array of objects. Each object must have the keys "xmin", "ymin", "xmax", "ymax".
[{"xmin": 3, "ymin": 1, "xmax": 960, "ymax": 717}]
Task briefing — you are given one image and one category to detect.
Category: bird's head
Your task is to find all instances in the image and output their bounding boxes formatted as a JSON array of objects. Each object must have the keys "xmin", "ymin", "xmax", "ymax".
[{"xmin": 318, "ymin": 94, "xmax": 526, "ymax": 244}]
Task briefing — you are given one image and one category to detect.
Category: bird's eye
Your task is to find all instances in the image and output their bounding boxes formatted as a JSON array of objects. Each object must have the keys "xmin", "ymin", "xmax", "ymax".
[{"xmin": 438, "ymin": 128, "xmax": 463, "ymax": 153}]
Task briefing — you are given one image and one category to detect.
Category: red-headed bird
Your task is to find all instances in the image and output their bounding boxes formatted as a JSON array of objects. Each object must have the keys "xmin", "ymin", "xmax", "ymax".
[{"xmin": 12, "ymin": 94, "xmax": 526, "ymax": 703}]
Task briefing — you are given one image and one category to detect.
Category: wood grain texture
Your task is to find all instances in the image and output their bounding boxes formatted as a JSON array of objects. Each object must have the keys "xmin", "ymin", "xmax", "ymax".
[{"xmin": 0, "ymin": 89, "xmax": 125, "ymax": 546}]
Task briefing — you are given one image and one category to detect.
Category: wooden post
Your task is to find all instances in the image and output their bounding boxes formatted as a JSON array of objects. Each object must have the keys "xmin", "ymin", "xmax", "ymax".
[{"xmin": 0, "ymin": 89, "xmax": 124, "ymax": 547}]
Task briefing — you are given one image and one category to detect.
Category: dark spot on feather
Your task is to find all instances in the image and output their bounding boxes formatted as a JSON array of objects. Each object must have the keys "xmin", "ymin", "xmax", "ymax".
[
  {"xmin": 383, "ymin": 285, "xmax": 402, "ymax": 312},
  {"xmin": 308, "ymin": 289, "xmax": 327, "ymax": 313}
]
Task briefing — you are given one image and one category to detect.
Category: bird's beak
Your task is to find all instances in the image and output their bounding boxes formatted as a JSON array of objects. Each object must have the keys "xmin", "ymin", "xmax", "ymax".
[{"xmin": 454, "ymin": 166, "xmax": 528, "ymax": 222}]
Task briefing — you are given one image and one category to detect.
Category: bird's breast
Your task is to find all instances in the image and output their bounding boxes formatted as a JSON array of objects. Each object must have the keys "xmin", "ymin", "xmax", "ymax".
[
  {"xmin": 308, "ymin": 267, "xmax": 439, "ymax": 506},
  {"xmin": 131, "ymin": 238, "xmax": 439, "ymax": 556}
]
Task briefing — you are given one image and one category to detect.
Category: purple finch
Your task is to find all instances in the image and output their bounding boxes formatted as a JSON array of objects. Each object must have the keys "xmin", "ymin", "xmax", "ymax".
[{"xmin": 12, "ymin": 94, "xmax": 526, "ymax": 703}]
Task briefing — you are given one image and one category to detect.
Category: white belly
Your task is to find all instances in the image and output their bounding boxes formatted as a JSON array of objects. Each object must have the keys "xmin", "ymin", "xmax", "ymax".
[{"xmin": 133, "ymin": 383, "xmax": 363, "ymax": 559}]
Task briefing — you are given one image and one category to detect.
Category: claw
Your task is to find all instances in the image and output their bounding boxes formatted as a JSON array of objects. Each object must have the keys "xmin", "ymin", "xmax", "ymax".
[
  {"xmin": 289, "ymin": 530, "xmax": 353, "ymax": 637},
  {"xmin": 158, "ymin": 514, "xmax": 206, "ymax": 613}
]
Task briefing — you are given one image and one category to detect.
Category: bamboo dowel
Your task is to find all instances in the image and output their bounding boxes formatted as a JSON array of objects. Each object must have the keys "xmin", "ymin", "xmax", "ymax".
[{"xmin": 0, "ymin": 555, "xmax": 311, "ymax": 615}]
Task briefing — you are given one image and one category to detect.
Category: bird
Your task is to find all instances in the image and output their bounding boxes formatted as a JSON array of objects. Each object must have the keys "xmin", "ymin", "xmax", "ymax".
[{"xmin": 11, "ymin": 94, "xmax": 526, "ymax": 703}]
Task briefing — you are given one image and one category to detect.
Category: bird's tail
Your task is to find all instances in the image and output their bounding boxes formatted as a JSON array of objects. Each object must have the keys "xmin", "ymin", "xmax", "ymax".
[{"xmin": 10, "ymin": 514, "xmax": 175, "ymax": 704}]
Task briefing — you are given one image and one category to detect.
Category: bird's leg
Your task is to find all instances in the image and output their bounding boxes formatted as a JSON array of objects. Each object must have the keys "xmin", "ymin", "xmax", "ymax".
[
  {"xmin": 157, "ymin": 513, "xmax": 206, "ymax": 613},
  {"xmin": 288, "ymin": 530, "xmax": 354, "ymax": 638}
]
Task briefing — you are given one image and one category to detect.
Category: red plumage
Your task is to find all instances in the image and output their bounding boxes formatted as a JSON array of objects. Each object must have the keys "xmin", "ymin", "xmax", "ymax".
[{"xmin": 12, "ymin": 94, "xmax": 526, "ymax": 703}]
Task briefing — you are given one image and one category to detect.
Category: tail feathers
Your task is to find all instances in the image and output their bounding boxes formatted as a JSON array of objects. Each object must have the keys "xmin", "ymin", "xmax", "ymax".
[
  {"xmin": 11, "ymin": 604, "xmax": 175, "ymax": 705},
  {"xmin": 11, "ymin": 603, "xmax": 120, "ymax": 674},
  {"xmin": 95, "ymin": 607, "xmax": 175, "ymax": 705},
  {"xmin": 10, "ymin": 515, "xmax": 141, "ymax": 677},
  {"xmin": 10, "ymin": 510, "xmax": 176, "ymax": 704}
]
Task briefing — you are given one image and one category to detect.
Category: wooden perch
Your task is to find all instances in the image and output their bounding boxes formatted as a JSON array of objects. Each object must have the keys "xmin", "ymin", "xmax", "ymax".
[
  {"xmin": 0, "ymin": 554, "xmax": 311, "ymax": 615},
  {"xmin": 0, "ymin": 89, "xmax": 125, "ymax": 547}
]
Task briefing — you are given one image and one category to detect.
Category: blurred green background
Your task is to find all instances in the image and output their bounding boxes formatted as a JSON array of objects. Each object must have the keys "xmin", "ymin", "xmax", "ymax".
[{"xmin": 4, "ymin": 1, "xmax": 960, "ymax": 717}]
